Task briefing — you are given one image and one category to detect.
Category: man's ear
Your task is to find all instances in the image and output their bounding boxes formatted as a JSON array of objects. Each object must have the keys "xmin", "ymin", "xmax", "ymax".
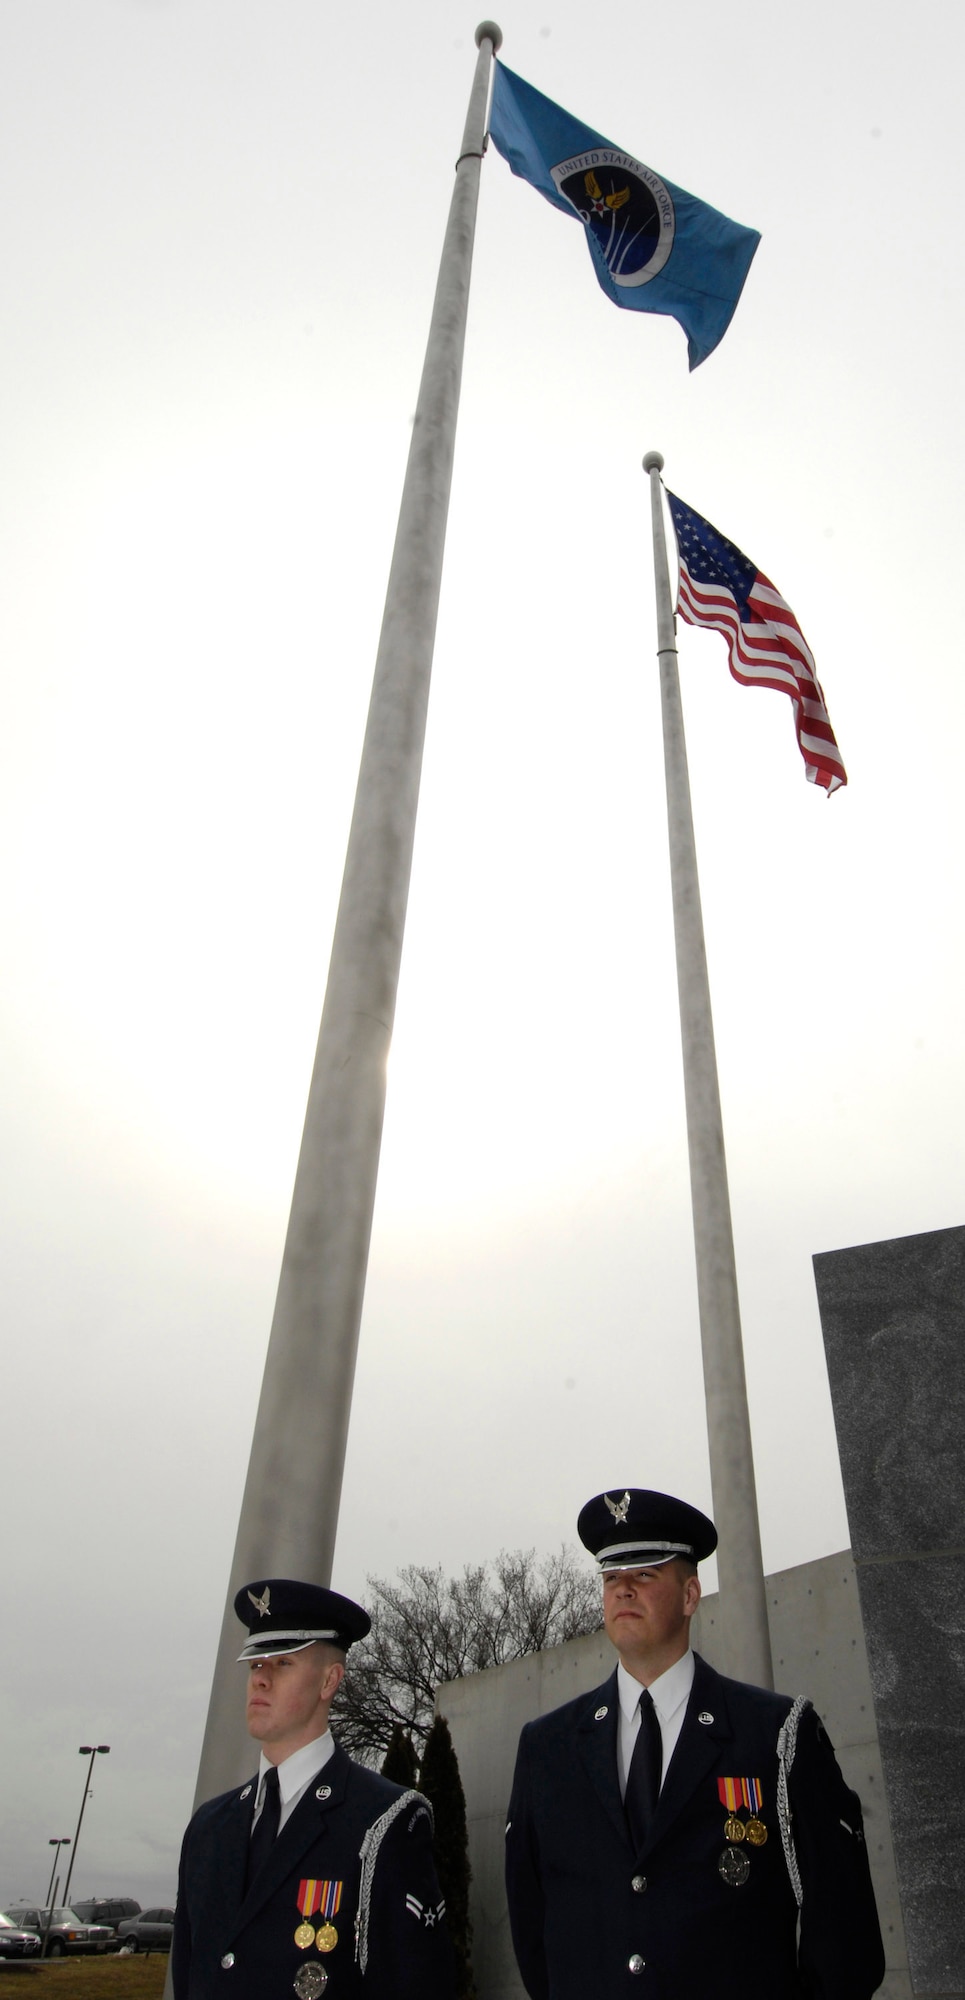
[
  {"xmin": 683, "ymin": 1573, "xmax": 702, "ymax": 1620},
  {"xmin": 323, "ymin": 1658, "xmax": 346, "ymax": 1702}
]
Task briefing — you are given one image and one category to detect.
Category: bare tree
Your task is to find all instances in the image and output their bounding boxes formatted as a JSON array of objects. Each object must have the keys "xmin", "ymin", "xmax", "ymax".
[{"xmin": 334, "ymin": 1547, "xmax": 601, "ymax": 1763}]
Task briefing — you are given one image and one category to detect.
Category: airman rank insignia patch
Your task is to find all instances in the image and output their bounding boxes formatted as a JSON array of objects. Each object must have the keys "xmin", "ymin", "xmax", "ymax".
[{"xmin": 405, "ymin": 1894, "xmax": 446, "ymax": 1928}]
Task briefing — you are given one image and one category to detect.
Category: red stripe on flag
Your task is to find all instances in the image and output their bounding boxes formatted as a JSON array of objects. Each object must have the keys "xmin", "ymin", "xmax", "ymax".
[{"xmin": 676, "ymin": 559, "xmax": 847, "ymax": 793}]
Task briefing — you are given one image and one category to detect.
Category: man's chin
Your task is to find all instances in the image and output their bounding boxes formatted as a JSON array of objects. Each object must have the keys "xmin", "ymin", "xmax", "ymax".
[{"xmin": 607, "ymin": 1618, "xmax": 645, "ymax": 1645}]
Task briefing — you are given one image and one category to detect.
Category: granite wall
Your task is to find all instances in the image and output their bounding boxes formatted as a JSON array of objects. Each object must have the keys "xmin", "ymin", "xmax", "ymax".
[{"xmin": 814, "ymin": 1223, "xmax": 965, "ymax": 1999}]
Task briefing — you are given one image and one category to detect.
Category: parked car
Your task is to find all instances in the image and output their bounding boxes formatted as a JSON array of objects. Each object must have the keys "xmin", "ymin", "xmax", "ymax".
[
  {"xmin": 116, "ymin": 1908, "xmax": 175, "ymax": 1952},
  {"xmin": 4, "ymin": 1905, "xmax": 115, "ymax": 1955},
  {"xmin": 72, "ymin": 1898, "xmax": 141, "ymax": 1929},
  {"xmin": 0, "ymin": 1914, "xmax": 42, "ymax": 1959}
]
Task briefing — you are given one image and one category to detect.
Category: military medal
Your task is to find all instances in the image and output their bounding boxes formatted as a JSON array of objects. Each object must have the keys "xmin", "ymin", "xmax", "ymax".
[
  {"xmin": 295, "ymin": 1880, "xmax": 324, "ymax": 1950},
  {"xmin": 313, "ymin": 1881, "xmax": 342, "ymax": 1952},
  {"xmin": 718, "ymin": 1776, "xmax": 765, "ymax": 1864},
  {"xmin": 718, "ymin": 1846, "xmax": 750, "ymax": 1887}
]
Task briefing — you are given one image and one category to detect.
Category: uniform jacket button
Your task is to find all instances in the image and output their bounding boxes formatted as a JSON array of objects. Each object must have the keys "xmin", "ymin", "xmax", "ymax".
[
  {"xmin": 220, "ymin": 1953, "xmax": 235, "ymax": 1969},
  {"xmin": 628, "ymin": 1954, "xmax": 646, "ymax": 1974},
  {"xmin": 631, "ymin": 1874, "xmax": 647, "ymax": 1893}
]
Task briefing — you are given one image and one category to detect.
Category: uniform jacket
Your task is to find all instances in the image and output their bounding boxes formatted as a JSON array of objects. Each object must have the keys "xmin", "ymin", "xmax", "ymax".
[
  {"xmin": 505, "ymin": 1654, "xmax": 884, "ymax": 2000},
  {"xmin": 173, "ymin": 1743, "xmax": 455, "ymax": 2000}
]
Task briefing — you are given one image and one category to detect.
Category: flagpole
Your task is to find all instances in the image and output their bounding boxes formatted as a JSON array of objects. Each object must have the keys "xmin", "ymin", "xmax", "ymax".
[
  {"xmin": 189, "ymin": 21, "xmax": 504, "ymax": 1813},
  {"xmin": 643, "ymin": 450, "xmax": 772, "ymax": 1688}
]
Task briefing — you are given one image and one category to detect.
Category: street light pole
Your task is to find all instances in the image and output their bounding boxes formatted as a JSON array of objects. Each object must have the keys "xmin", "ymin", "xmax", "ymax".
[
  {"xmin": 40, "ymin": 1885, "xmax": 61, "ymax": 1961},
  {"xmin": 44, "ymin": 1840, "xmax": 71, "ymax": 1909},
  {"xmin": 60, "ymin": 1745, "xmax": 109, "ymax": 1910}
]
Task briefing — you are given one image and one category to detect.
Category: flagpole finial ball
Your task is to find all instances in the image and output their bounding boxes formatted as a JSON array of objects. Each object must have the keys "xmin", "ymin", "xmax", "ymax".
[
  {"xmin": 476, "ymin": 20, "xmax": 503, "ymax": 50},
  {"xmin": 642, "ymin": 451, "xmax": 664, "ymax": 473}
]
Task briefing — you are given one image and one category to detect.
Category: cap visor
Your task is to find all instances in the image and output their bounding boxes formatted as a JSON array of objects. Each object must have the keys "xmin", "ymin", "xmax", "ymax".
[
  {"xmin": 237, "ymin": 1628, "xmax": 338, "ymax": 1662},
  {"xmin": 598, "ymin": 1552, "xmax": 683, "ymax": 1572}
]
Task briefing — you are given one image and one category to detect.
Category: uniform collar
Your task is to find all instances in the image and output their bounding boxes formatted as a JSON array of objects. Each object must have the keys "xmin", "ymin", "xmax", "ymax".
[
  {"xmin": 617, "ymin": 1648, "xmax": 695, "ymax": 1728},
  {"xmin": 257, "ymin": 1729, "xmax": 334, "ymax": 1808}
]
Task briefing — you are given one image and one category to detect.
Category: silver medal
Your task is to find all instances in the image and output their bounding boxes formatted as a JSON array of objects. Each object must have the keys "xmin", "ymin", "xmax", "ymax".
[
  {"xmin": 718, "ymin": 1845, "xmax": 750, "ymax": 1887},
  {"xmin": 293, "ymin": 1964, "xmax": 328, "ymax": 1999}
]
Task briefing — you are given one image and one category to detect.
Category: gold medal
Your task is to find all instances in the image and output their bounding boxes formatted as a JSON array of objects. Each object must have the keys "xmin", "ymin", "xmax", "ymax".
[
  {"xmin": 295, "ymin": 1877, "xmax": 339, "ymax": 1950},
  {"xmin": 724, "ymin": 1813, "xmax": 745, "ymax": 1842},
  {"xmin": 745, "ymin": 1815, "xmax": 768, "ymax": 1846}
]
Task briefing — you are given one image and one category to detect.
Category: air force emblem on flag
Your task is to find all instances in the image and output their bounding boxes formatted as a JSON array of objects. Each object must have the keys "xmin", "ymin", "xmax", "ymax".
[
  {"xmin": 489, "ymin": 60, "xmax": 760, "ymax": 368},
  {"xmin": 551, "ymin": 150, "xmax": 674, "ymax": 287}
]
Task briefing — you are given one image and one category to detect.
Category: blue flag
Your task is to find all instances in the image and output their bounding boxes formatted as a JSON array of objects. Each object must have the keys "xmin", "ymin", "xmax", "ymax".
[{"xmin": 489, "ymin": 63, "xmax": 760, "ymax": 369}]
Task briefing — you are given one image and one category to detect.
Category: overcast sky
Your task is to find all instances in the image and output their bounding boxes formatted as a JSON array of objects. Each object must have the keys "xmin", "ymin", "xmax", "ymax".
[{"xmin": 2, "ymin": 0, "xmax": 963, "ymax": 1911}]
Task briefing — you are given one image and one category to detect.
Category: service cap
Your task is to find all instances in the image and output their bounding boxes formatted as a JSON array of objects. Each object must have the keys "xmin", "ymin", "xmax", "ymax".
[
  {"xmin": 578, "ymin": 1488, "xmax": 717, "ymax": 1571},
  {"xmin": 234, "ymin": 1578, "xmax": 371, "ymax": 1661}
]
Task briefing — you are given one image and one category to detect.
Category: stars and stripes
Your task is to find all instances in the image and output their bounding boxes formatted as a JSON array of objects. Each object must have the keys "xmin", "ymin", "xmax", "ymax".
[{"xmin": 666, "ymin": 490, "xmax": 847, "ymax": 793}]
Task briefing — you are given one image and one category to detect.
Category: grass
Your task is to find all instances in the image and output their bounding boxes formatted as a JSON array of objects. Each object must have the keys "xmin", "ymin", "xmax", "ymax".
[{"xmin": 0, "ymin": 1960, "xmax": 168, "ymax": 2000}]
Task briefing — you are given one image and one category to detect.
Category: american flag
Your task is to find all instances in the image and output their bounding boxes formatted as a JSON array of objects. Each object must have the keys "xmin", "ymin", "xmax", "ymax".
[{"xmin": 666, "ymin": 490, "xmax": 847, "ymax": 794}]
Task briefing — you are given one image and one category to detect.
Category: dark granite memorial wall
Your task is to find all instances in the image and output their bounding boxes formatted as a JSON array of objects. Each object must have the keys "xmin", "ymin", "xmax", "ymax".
[{"xmin": 814, "ymin": 1223, "xmax": 965, "ymax": 2000}]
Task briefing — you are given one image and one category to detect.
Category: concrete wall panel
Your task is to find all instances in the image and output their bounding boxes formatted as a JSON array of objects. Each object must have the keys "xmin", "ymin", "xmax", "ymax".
[{"xmin": 815, "ymin": 1224, "xmax": 965, "ymax": 1998}]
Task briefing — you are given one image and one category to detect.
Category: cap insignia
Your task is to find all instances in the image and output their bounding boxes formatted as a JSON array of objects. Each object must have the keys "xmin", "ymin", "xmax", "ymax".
[
  {"xmin": 248, "ymin": 1585, "xmax": 271, "ymax": 1619},
  {"xmin": 604, "ymin": 1490, "xmax": 631, "ymax": 1524}
]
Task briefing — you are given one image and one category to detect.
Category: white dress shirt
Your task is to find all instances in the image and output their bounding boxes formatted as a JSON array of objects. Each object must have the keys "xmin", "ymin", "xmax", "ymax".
[
  {"xmin": 616, "ymin": 1650, "xmax": 695, "ymax": 1798},
  {"xmin": 252, "ymin": 1730, "xmax": 336, "ymax": 1836}
]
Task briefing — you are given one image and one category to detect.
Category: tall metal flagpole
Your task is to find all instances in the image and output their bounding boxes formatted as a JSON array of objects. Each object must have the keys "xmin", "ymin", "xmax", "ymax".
[
  {"xmin": 643, "ymin": 451, "xmax": 772, "ymax": 1688},
  {"xmin": 191, "ymin": 22, "xmax": 504, "ymax": 1811}
]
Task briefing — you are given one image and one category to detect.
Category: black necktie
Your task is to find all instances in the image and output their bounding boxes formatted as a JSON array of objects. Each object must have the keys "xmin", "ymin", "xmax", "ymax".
[
  {"xmin": 246, "ymin": 1764, "xmax": 281, "ymax": 1886},
  {"xmin": 625, "ymin": 1689, "xmax": 662, "ymax": 1850}
]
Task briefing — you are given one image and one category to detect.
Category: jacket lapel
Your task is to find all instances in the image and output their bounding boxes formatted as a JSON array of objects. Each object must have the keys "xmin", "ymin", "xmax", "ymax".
[
  {"xmin": 234, "ymin": 1746, "xmax": 349, "ymax": 1931},
  {"xmin": 575, "ymin": 1670, "xmax": 630, "ymax": 1846},
  {"xmin": 643, "ymin": 1654, "xmax": 731, "ymax": 1852},
  {"xmin": 210, "ymin": 1776, "xmax": 258, "ymax": 1918}
]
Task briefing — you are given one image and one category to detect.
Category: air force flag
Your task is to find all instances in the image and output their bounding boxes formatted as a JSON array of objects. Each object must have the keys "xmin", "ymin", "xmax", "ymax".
[{"xmin": 489, "ymin": 63, "xmax": 760, "ymax": 369}]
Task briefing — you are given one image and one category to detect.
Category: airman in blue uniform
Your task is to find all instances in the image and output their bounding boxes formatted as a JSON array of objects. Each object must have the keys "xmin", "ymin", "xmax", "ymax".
[
  {"xmin": 173, "ymin": 1580, "xmax": 454, "ymax": 2000},
  {"xmin": 505, "ymin": 1490, "xmax": 884, "ymax": 2000}
]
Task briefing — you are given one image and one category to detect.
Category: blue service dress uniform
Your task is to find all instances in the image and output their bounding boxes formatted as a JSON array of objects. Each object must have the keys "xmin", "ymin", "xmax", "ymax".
[
  {"xmin": 504, "ymin": 1653, "xmax": 884, "ymax": 2000},
  {"xmin": 173, "ymin": 1743, "xmax": 455, "ymax": 2000}
]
